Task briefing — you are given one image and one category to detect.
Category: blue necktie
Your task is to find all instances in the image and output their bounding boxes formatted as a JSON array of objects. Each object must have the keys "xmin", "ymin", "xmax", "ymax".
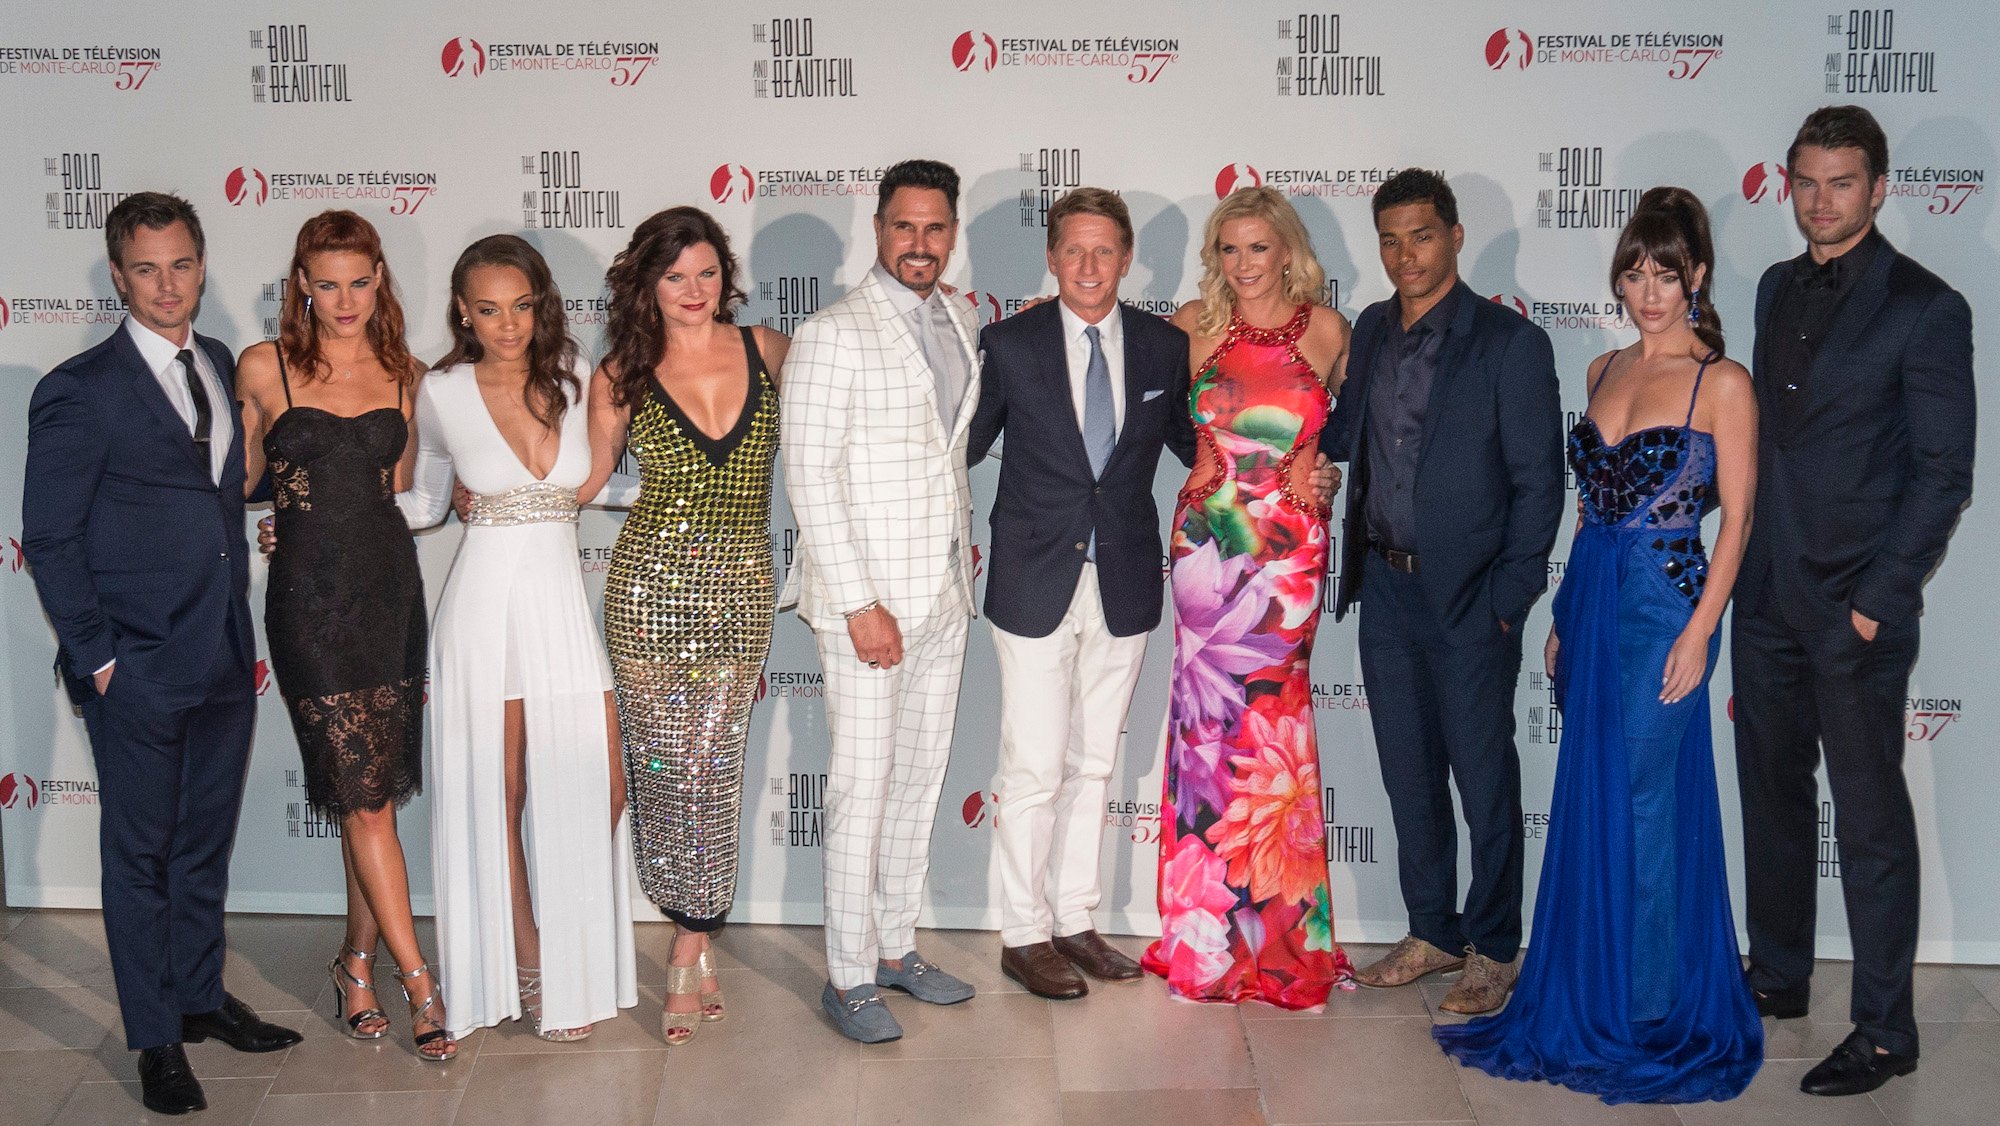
[{"xmin": 1082, "ymin": 325, "xmax": 1114, "ymax": 477}]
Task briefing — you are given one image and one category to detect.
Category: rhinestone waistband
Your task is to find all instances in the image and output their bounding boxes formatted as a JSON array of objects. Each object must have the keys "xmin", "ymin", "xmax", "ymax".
[{"xmin": 465, "ymin": 481, "xmax": 579, "ymax": 527}]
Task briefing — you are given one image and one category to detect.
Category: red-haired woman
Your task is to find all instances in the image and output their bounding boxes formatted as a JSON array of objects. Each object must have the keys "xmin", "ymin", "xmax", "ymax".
[{"xmin": 237, "ymin": 210, "xmax": 454, "ymax": 1062}]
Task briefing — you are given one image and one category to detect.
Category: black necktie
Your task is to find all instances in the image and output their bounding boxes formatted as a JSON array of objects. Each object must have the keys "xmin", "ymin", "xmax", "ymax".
[{"xmin": 177, "ymin": 348, "xmax": 212, "ymax": 452}]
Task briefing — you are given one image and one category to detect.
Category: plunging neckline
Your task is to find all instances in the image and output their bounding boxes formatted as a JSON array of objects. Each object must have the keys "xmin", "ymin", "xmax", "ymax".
[
  {"xmin": 645, "ymin": 326, "xmax": 766, "ymax": 467},
  {"xmin": 469, "ymin": 369, "xmax": 564, "ymax": 484}
]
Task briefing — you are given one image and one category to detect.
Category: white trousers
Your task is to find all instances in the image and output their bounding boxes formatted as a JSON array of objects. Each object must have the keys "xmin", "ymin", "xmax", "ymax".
[
  {"xmin": 816, "ymin": 588, "xmax": 971, "ymax": 990},
  {"xmin": 990, "ymin": 564, "xmax": 1149, "ymax": 948}
]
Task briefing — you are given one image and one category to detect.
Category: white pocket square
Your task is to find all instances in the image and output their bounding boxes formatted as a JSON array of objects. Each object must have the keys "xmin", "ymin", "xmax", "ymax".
[{"xmin": 1142, "ymin": 389, "xmax": 1165, "ymax": 402}]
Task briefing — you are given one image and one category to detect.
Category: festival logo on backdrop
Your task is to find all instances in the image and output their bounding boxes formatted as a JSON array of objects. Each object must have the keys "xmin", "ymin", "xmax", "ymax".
[
  {"xmin": 1213, "ymin": 159, "xmax": 1400, "ymax": 201},
  {"xmin": 750, "ymin": 18, "xmax": 858, "ymax": 98},
  {"xmin": 0, "ymin": 774, "xmax": 37, "ymax": 810},
  {"xmin": 1271, "ymin": 13, "xmax": 1384, "ymax": 97},
  {"xmin": 754, "ymin": 273, "xmax": 825, "ymax": 335},
  {"xmin": 1482, "ymin": 24, "xmax": 1724, "ymax": 79},
  {"xmin": 285, "ymin": 768, "xmax": 341, "ymax": 839},
  {"xmin": 0, "ymin": 289, "xmax": 123, "ymax": 329},
  {"xmin": 1531, "ymin": 145, "xmax": 1645, "ymax": 230},
  {"xmin": 219, "ymin": 164, "xmax": 439, "ymax": 214},
  {"xmin": 0, "ymin": 43, "xmax": 162, "ymax": 88},
  {"xmin": 1524, "ymin": 669, "xmax": 1562, "ymax": 748},
  {"xmin": 961, "ymin": 790, "xmax": 998, "ymax": 829},
  {"xmin": 521, "ymin": 150, "xmax": 623, "ymax": 230},
  {"xmin": 1523, "ymin": 808, "xmax": 1551, "ymax": 843},
  {"xmin": 1821, "ymin": 9, "xmax": 1938, "ymax": 94},
  {"xmin": 1489, "ymin": 291, "xmax": 1628, "ymax": 334},
  {"xmin": 249, "ymin": 24, "xmax": 352, "ymax": 103},
  {"xmin": 0, "ymin": 297, "xmax": 9, "ymax": 333},
  {"xmin": 1, "ymin": 772, "xmax": 96, "ymax": 810},
  {"xmin": 948, "ymin": 28, "xmax": 1181, "ymax": 83},
  {"xmin": 1886, "ymin": 161, "xmax": 1986, "ymax": 216},
  {"xmin": 1905, "ymin": 693, "xmax": 1965, "ymax": 744},
  {"xmin": 1021, "ymin": 147, "xmax": 1087, "ymax": 229},
  {"xmin": 1109, "ymin": 798, "xmax": 1160, "ymax": 844},
  {"xmin": 1818, "ymin": 800, "xmax": 1841, "ymax": 878},
  {"xmin": 709, "ymin": 162, "xmax": 882, "ymax": 204},
  {"xmin": 1310, "ymin": 681, "xmax": 1369, "ymax": 714},
  {"xmin": 437, "ymin": 33, "xmax": 659, "ymax": 85},
  {"xmin": 1742, "ymin": 162, "xmax": 1791, "ymax": 204},
  {"xmin": 40, "ymin": 152, "xmax": 128, "ymax": 232}
]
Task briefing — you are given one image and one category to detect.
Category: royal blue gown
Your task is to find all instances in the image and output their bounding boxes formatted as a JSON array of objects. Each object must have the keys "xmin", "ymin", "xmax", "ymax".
[{"xmin": 1433, "ymin": 359, "xmax": 1762, "ymax": 1104}]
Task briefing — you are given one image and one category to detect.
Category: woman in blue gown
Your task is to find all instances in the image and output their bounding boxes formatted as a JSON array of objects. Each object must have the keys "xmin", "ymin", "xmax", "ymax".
[{"xmin": 1433, "ymin": 187, "xmax": 1763, "ymax": 1104}]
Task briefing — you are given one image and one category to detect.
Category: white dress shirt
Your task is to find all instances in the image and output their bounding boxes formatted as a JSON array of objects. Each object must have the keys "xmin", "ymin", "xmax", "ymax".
[
  {"xmin": 869, "ymin": 262, "xmax": 968, "ymax": 422},
  {"xmin": 1057, "ymin": 299, "xmax": 1125, "ymax": 441},
  {"xmin": 124, "ymin": 317, "xmax": 229, "ymax": 485}
]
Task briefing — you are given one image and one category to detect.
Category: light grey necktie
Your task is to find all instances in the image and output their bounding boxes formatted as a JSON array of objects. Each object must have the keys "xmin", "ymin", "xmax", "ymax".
[
  {"xmin": 919, "ymin": 298, "xmax": 963, "ymax": 426},
  {"xmin": 1082, "ymin": 324, "xmax": 1114, "ymax": 478}
]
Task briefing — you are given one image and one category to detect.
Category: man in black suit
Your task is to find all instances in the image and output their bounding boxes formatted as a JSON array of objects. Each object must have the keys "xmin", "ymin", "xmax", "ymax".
[
  {"xmin": 967, "ymin": 187, "xmax": 1196, "ymax": 998},
  {"xmin": 1323, "ymin": 169, "xmax": 1564, "ymax": 1015},
  {"xmin": 21, "ymin": 193, "xmax": 299, "ymax": 1116},
  {"xmin": 1734, "ymin": 105, "xmax": 1975, "ymax": 1098}
]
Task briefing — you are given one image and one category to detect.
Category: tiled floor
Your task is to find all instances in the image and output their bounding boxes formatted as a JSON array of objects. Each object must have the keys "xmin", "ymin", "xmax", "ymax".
[{"xmin": 1, "ymin": 907, "xmax": 1995, "ymax": 1125}]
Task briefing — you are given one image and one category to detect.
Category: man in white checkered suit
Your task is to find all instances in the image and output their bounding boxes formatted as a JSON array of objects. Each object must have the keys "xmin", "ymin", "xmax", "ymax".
[{"xmin": 780, "ymin": 160, "xmax": 982, "ymax": 1043}]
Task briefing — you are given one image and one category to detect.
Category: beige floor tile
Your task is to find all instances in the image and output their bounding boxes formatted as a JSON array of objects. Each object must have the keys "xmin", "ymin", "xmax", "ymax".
[
  {"xmin": 217, "ymin": 915, "xmax": 348, "ymax": 1015},
  {"xmin": 455, "ymin": 1048, "xmax": 665, "ymax": 1126},
  {"xmin": 1244, "ymin": 1014, "xmax": 1469, "ymax": 1124},
  {"xmin": 1802, "ymin": 962, "xmax": 2000, "ymax": 1026},
  {"xmin": 250, "ymin": 1090, "xmax": 461, "ymax": 1125},
  {"xmin": 83, "ymin": 1013, "xmax": 306, "ymax": 1082},
  {"xmin": 1242, "ymin": 980, "xmax": 1429, "ymax": 1021},
  {"xmin": 1956, "ymin": 964, "xmax": 2000, "ymax": 1012},
  {"xmin": 0, "ymin": 985, "xmax": 119, "ymax": 1051},
  {"xmin": 479, "ymin": 985, "xmax": 667, "ymax": 1055},
  {"xmin": 902, "ymin": 925, "xmax": 1028, "ymax": 996},
  {"xmin": 1866, "ymin": 1021, "xmax": 2000, "ymax": 1126},
  {"xmin": 653, "ymin": 968, "xmax": 861, "ymax": 1125},
  {"xmin": 51, "ymin": 1077, "xmax": 269, "ymax": 1126},
  {"xmin": 857, "ymin": 1055, "xmax": 1062, "ymax": 1126},
  {"xmin": 0, "ymin": 912, "xmax": 115, "ymax": 990},
  {"xmin": 0, "ymin": 1047, "xmax": 95, "ymax": 1126},
  {"xmin": 261, "ymin": 1018, "xmax": 483, "ymax": 1094},
  {"xmin": 869, "ymin": 989, "xmax": 1049, "ymax": 1061},
  {"xmin": 1450, "ymin": 1065, "xmax": 1679, "ymax": 1125},
  {"xmin": 1, "ymin": 907, "xmax": 27, "ymax": 935},
  {"xmin": 1051, "ymin": 978, "xmax": 1254, "ymax": 1091},
  {"xmin": 1758, "ymin": 1015, "xmax": 1852, "ymax": 1062},
  {"xmin": 1062, "ymin": 1086, "xmax": 1267, "ymax": 1125},
  {"xmin": 700, "ymin": 922, "xmax": 826, "ymax": 978},
  {"xmin": 1674, "ymin": 1057, "xmax": 1892, "ymax": 1126}
]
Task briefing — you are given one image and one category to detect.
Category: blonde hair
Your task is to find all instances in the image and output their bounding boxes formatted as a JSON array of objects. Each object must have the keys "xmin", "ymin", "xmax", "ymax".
[{"xmin": 1195, "ymin": 187, "xmax": 1328, "ymax": 338}]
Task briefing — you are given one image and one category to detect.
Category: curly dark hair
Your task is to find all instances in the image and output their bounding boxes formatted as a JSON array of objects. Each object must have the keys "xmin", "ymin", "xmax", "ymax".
[
  {"xmin": 1610, "ymin": 186, "xmax": 1726, "ymax": 360},
  {"xmin": 876, "ymin": 159, "xmax": 961, "ymax": 220},
  {"xmin": 278, "ymin": 209, "xmax": 419, "ymax": 386},
  {"xmin": 1372, "ymin": 168, "xmax": 1459, "ymax": 229},
  {"xmin": 601, "ymin": 207, "xmax": 746, "ymax": 408},
  {"xmin": 433, "ymin": 235, "xmax": 581, "ymax": 428}
]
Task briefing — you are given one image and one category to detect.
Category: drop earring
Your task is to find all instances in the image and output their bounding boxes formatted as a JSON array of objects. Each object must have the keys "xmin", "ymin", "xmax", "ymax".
[{"xmin": 1687, "ymin": 287, "xmax": 1701, "ymax": 325}]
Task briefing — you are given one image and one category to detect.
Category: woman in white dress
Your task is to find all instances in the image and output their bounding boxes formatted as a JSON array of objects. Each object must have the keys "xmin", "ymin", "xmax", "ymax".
[{"xmin": 397, "ymin": 235, "xmax": 639, "ymax": 1040}]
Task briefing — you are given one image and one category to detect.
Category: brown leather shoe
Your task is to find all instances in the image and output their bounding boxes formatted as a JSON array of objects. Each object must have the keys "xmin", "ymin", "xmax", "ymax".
[
  {"xmin": 1001, "ymin": 942, "xmax": 1088, "ymax": 1000},
  {"xmin": 1052, "ymin": 930, "xmax": 1142, "ymax": 983},
  {"xmin": 1352, "ymin": 934, "xmax": 1465, "ymax": 988},
  {"xmin": 1439, "ymin": 949, "xmax": 1518, "ymax": 1014}
]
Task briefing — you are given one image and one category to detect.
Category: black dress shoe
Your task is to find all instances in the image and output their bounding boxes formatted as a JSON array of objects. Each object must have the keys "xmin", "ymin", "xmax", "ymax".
[
  {"xmin": 1745, "ymin": 970, "xmax": 1809, "ymax": 1019},
  {"xmin": 182, "ymin": 993, "xmax": 304, "ymax": 1053},
  {"xmin": 137, "ymin": 1044, "xmax": 207, "ymax": 1115},
  {"xmin": 1801, "ymin": 1030, "xmax": 1918, "ymax": 1096}
]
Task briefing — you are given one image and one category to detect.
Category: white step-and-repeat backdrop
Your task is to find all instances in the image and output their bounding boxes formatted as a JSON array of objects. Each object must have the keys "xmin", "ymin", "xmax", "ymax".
[{"xmin": 2, "ymin": 2, "xmax": 1994, "ymax": 962}]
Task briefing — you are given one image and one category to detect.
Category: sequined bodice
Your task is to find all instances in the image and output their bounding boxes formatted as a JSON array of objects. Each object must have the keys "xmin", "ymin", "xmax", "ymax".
[
  {"xmin": 1567, "ymin": 420, "xmax": 1716, "ymax": 604},
  {"xmin": 1184, "ymin": 304, "xmax": 1330, "ymax": 517},
  {"xmin": 622, "ymin": 368, "xmax": 778, "ymax": 551}
]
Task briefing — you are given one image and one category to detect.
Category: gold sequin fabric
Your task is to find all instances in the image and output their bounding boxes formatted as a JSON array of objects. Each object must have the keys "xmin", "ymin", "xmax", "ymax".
[{"xmin": 605, "ymin": 361, "xmax": 777, "ymax": 924}]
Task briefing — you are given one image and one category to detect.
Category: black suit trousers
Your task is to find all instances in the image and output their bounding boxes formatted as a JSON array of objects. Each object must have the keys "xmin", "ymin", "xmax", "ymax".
[
  {"xmin": 1357, "ymin": 554, "xmax": 1526, "ymax": 961},
  {"xmin": 1731, "ymin": 606, "xmax": 1921, "ymax": 1057},
  {"xmin": 82, "ymin": 634, "xmax": 255, "ymax": 1049}
]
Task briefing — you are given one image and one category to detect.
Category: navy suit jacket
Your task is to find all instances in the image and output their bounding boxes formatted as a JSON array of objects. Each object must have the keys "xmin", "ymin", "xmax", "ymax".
[
  {"xmin": 21, "ymin": 324, "xmax": 254, "ymax": 699},
  {"xmin": 968, "ymin": 301, "xmax": 1196, "ymax": 638},
  {"xmin": 1739, "ymin": 236, "xmax": 1975, "ymax": 629},
  {"xmin": 1323, "ymin": 282, "xmax": 1564, "ymax": 641}
]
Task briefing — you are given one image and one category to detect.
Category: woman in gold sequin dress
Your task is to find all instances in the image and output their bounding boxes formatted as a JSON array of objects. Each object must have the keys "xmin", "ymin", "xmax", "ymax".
[{"xmin": 582, "ymin": 207, "xmax": 788, "ymax": 1045}]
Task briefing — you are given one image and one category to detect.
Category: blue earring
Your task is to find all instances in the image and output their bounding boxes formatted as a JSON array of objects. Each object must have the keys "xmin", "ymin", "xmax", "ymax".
[{"xmin": 1687, "ymin": 287, "xmax": 1701, "ymax": 325}]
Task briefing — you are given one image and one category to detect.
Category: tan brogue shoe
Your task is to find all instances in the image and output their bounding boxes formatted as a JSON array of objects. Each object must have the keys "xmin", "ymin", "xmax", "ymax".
[
  {"xmin": 1352, "ymin": 934, "xmax": 1465, "ymax": 988},
  {"xmin": 1438, "ymin": 949, "xmax": 1519, "ymax": 1015}
]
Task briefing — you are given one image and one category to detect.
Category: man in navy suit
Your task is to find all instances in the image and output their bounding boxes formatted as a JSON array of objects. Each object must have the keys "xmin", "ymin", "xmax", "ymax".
[
  {"xmin": 967, "ymin": 188, "xmax": 1196, "ymax": 999},
  {"xmin": 1322, "ymin": 169, "xmax": 1564, "ymax": 1015},
  {"xmin": 21, "ymin": 193, "xmax": 298, "ymax": 1116},
  {"xmin": 1734, "ymin": 105, "xmax": 1975, "ymax": 1098}
]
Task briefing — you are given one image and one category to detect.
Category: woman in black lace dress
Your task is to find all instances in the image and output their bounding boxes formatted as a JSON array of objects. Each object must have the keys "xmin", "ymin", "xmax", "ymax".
[{"xmin": 237, "ymin": 210, "xmax": 454, "ymax": 1061}]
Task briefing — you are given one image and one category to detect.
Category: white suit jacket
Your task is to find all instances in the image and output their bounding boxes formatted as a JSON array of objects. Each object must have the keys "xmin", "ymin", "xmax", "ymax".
[{"xmin": 779, "ymin": 269, "xmax": 982, "ymax": 631}]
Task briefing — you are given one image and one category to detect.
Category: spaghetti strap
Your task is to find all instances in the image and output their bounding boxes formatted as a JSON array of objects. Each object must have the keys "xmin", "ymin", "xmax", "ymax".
[
  {"xmin": 1684, "ymin": 355, "xmax": 1713, "ymax": 427},
  {"xmin": 738, "ymin": 325, "xmax": 767, "ymax": 382},
  {"xmin": 274, "ymin": 345, "xmax": 294, "ymax": 407},
  {"xmin": 1588, "ymin": 351, "xmax": 1618, "ymax": 398}
]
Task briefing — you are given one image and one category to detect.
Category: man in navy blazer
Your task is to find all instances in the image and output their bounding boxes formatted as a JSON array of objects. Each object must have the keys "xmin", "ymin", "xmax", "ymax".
[
  {"xmin": 1322, "ymin": 170, "xmax": 1564, "ymax": 1014},
  {"xmin": 1734, "ymin": 106, "xmax": 1975, "ymax": 1098},
  {"xmin": 21, "ymin": 193, "xmax": 297, "ymax": 1115},
  {"xmin": 967, "ymin": 188, "xmax": 1195, "ymax": 998}
]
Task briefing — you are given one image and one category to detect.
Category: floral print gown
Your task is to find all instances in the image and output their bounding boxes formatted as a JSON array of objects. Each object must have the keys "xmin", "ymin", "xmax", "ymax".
[{"xmin": 1142, "ymin": 305, "xmax": 1354, "ymax": 1008}]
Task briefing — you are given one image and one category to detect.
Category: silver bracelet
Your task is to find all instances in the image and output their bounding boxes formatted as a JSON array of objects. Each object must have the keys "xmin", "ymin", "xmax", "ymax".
[{"xmin": 842, "ymin": 599, "xmax": 881, "ymax": 621}]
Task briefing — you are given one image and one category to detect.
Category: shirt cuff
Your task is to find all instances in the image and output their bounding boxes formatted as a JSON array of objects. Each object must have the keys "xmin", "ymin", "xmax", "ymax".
[{"xmin": 93, "ymin": 658, "xmax": 115, "ymax": 676}]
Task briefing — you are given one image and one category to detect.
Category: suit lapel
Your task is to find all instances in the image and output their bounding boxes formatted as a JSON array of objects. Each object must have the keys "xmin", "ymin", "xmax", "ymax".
[
  {"xmin": 1038, "ymin": 305, "xmax": 1094, "ymax": 471},
  {"xmin": 941, "ymin": 286, "xmax": 982, "ymax": 446},
  {"xmin": 861, "ymin": 274, "xmax": 944, "ymax": 433},
  {"xmin": 112, "ymin": 324, "xmax": 210, "ymax": 477},
  {"xmin": 1106, "ymin": 304, "xmax": 1151, "ymax": 466}
]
